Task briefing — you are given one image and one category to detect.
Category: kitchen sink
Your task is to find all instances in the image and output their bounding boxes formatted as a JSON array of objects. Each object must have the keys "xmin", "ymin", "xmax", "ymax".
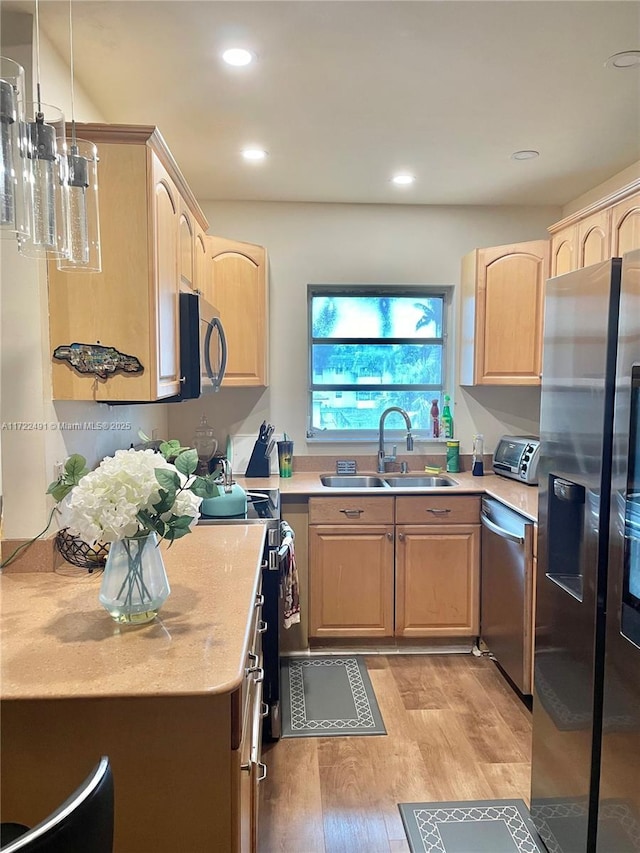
[
  {"xmin": 383, "ymin": 475, "xmax": 458, "ymax": 487},
  {"xmin": 319, "ymin": 475, "xmax": 388, "ymax": 488}
]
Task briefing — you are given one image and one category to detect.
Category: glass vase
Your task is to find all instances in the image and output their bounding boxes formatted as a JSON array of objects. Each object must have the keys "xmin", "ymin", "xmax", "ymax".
[{"xmin": 99, "ymin": 532, "xmax": 170, "ymax": 624}]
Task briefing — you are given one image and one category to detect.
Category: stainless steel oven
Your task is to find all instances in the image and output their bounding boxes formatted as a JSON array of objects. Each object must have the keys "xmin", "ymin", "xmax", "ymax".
[{"xmin": 198, "ymin": 488, "xmax": 282, "ymax": 740}]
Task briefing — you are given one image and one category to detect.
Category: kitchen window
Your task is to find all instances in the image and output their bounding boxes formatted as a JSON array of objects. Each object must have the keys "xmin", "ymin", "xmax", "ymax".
[{"xmin": 307, "ymin": 285, "xmax": 452, "ymax": 441}]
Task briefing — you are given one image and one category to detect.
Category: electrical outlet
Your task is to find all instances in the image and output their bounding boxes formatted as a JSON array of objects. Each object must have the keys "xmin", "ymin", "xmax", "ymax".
[{"xmin": 54, "ymin": 460, "xmax": 64, "ymax": 480}]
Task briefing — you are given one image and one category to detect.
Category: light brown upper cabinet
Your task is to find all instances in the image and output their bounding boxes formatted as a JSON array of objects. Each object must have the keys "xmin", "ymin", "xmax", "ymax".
[
  {"xmin": 548, "ymin": 181, "xmax": 640, "ymax": 276},
  {"xmin": 577, "ymin": 208, "xmax": 611, "ymax": 268},
  {"xmin": 48, "ymin": 124, "xmax": 209, "ymax": 402},
  {"xmin": 208, "ymin": 236, "xmax": 269, "ymax": 387},
  {"xmin": 194, "ymin": 225, "xmax": 211, "ymax": 302},
  {"xmin": 459, "ymin": 240, "xmax": 549, "ymax": 386},
  {"xmin": 179, "ymin": 199, "xmax": 195, "ymax": 291},
  {"xmin": 550, "ymin": 224, "xmax": 577, "ymax": 277},
  {"xmin": 611, "ymin": 192, "xmax": 640, "ymax": 257}
]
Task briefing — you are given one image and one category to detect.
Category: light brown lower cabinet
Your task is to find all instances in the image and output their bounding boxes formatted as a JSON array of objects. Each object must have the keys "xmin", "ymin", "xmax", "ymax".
[
  {"xmin": 308, "ymin": 495, "xmax": 481, "ymax": 639},
  {"xmin": 395, "ymin": 524, "xmax": 480, "ymax": 637},
  {"xmin": 309, "ymin": 524, "xmax": 395, "ymax": 638}
]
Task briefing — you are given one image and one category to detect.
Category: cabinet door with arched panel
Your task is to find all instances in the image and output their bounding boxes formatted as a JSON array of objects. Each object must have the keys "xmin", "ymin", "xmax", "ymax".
[
  {"xmin": 551, "ymin": 225, "xmax": 577, "ymax": 276},
  {"xmin": 178, "ymin": 201, "xmax": 195, "ymax": 291},
  {"xmin": 612, "ymin": 192, "xmax": 640, "ymax": 257},
  {"xmin": 578, "ymin": 208, "xmax": 611, "ymax": 268},
  {"xmin": 208, "ymin": 236, "xmax": 269, "ymax": 387}
]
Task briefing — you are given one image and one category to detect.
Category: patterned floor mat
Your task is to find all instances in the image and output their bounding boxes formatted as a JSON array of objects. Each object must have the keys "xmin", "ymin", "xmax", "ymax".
[
  {"xmin": 281, "ymin": 656, "xmax": 386, "ymax": 737},
  {"xmin": 399, "ymin": 799, "xmax": 546, "ymax": 853}
]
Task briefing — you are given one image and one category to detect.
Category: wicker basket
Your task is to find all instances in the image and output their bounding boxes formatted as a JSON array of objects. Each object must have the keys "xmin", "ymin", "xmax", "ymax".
[{"xmin": 55, "ymin": 528, "xmax": 110, "ymax": 570}]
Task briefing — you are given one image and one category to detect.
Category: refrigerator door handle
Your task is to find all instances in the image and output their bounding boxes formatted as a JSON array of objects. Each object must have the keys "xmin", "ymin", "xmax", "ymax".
[{"xmin": 481, "ymin": 512, "xmax": 525, "ymax": 544}]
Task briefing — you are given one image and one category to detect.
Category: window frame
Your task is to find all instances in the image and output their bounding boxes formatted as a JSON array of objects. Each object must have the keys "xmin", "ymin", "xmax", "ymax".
[{"xmin": 307, "ymin": 284, "xmax": 453, "ymax": 443}]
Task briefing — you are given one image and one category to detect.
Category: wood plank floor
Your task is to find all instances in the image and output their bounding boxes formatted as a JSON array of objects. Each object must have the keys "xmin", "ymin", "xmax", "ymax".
[{"xmin": 258, "ymin": 653, "xmax": 532, "ymax": 853}]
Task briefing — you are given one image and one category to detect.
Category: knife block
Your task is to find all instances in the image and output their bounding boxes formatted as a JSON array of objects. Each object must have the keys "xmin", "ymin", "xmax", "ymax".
[{"xmin": 245, "ymin": 440, "xmax": 272, "ymax": 477}]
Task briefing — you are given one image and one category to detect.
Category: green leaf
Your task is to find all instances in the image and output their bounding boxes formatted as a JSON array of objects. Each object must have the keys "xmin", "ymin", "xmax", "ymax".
[
  {"xmin": 190, "ymin": 477, "xmax": 220, "ymax": 498},
  {"xmin": 47, "ymin": 481, "xmax": 74, "ymax": 503},
  {"xmin": 155, "ymin": 468, "xmax": 180, "ymax": 492},
  {"xmin": 159, "ymin": 439, "xmax": 190, "ymax": 461},
  {"xmin": 171, "ymin": 514, "xmax": 194, "ymax": 529},
  {"xmin": 65, "ymin": 454, "xmax": 89, "ymax": 483},
  {"xmin": 175, "ymin": 448, "xmax": 198, "ymax": 477},
  {"xmin": 152, "ymin": 488, "xmax": 176, "ymax": 515},
  {"xmin": 136, "ymin": 510, "xmax": 166, "ymax": 539},
  {"xmin": 166, "ymin": 524, "xmax": 191, "ymax": 541}
]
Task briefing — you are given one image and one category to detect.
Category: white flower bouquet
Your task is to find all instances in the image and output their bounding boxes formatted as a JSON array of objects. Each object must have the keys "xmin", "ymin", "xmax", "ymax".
[{"xmin": 57, "ymin": 440, "xmax": 220, "ymax": 545}]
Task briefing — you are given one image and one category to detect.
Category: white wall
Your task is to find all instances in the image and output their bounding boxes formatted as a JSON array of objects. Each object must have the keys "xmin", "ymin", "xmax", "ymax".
[
  {"xmin": 168, "ymin": 200, "xmax": 560, "ymax": 459},
  {"xmin": 0, "ymin": 15, "xmax": 169, "ymax": 541}
]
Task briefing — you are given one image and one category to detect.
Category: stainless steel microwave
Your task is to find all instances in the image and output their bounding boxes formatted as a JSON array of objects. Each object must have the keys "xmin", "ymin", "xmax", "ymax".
[
  {"xmin": 493, "ymin": 435, "xmax": 541, "ymax": 485},
  {"xmin": 178, "ymin": 292, "xmax": 227, "ymax": 399}
]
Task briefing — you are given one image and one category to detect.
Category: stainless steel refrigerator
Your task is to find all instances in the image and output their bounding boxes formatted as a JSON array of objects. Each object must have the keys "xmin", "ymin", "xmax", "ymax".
[{"xmin": 530, "ymin": 251, "xmax": 640, "ymax": 853}]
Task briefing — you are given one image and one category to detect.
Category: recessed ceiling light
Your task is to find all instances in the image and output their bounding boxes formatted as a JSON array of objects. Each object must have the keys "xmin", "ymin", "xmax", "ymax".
[
  {"xmin": 242, "ymin": 148, "xmax": 268, "ymax": 161},
  {"xmin": 391, "ymin": 174, "xmax": 415, "ymax": 186},
  {"xmin": 605, "ymin": 50, "xmax": 640, "ymax": 70},
  {"xmin": 511, "ymin": 150, "xmax": 540, "ymax": 161},
  {"xmin": 222, "ymin": 48, "xmax": 254, "ymax": 67}
]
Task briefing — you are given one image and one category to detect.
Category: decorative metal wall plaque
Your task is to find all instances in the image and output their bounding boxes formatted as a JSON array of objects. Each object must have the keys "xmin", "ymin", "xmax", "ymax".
[{"xmin": 53, "ymin": 343, "xmax": 144, "ymax": 379}]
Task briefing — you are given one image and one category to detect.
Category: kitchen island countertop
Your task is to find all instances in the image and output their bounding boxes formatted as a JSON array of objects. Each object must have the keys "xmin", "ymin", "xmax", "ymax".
[{"xmin": 0, "ymin": 524, "xmax": 266, "ymax": 701}]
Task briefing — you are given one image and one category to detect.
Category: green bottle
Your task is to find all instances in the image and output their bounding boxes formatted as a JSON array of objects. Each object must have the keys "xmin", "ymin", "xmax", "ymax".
[{"xmin": 441, "ymin": 395, "xmax": 453, "ymax": 439}]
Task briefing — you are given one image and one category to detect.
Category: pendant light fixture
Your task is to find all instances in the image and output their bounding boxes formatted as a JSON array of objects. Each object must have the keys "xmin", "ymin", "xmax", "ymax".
[
  {"xmin": 0, "ymin": 56, "xmax": 29, "ymax": 240},
  {"xmin": 18, "ymin": 0, "xmax": 69, "ymax": 259},
  {"xmin": 57, "ymin": 0, "xmax": 101, "ymax": 272}
]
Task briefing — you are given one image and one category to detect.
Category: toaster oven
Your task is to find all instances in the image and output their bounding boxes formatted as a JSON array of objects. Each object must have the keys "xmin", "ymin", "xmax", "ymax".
[{"xmin": 493, "ymin": 435, "xmax": 541, "ymax": 485}]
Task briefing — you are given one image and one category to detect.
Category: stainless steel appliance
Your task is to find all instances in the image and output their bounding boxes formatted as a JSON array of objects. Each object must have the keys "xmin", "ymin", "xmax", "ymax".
[
  {"xmin": 530, "ymin": 252, "xmax": 640, "ymax": 853},
  {"xmin": 198, "ymin": 488, "xmax": 283, "ymax": 740},
  {"xmin": 493, "ymin": 434, "xmax": 541, "ymax": 485},
  {"xmin": 480, "ymin": 496, "xmax": 535, "ymax": 694},
  {"xmin": 177, "ymin": 291, "xmax": 227, "ymax": 399}
]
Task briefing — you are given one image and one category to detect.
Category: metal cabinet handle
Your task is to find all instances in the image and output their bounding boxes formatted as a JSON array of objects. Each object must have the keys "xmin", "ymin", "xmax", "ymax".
[
  {"xmin": 245, "ymin": 666, "xmax": 264, "ymax": 683},
  {"xmin": 260, "ymin": 702, "xmax": 269, "ymax": 719},
  {"xmin": 398, "ymin": 532, "xmax": 405, "ymax": 541},
  {"xmin": 257, "ymin": 620, "xmax": 268, "ymax": 634},
  {"xmin": 248, "ymin": 652, "xmax": 258, "ymax": 665},
  {"xmin": 241, "ymin": 762, "xmax": 251, "ymax": 773},
  {"xmin": 255, "ymin": 594, "xmax": 265, "ymax": 607},
  {"xmin": 257, "ymin": 762, "xmax": 268, "ymax": 783},
  {"xmin": 340, "ymin": 509, "xmax": 364, "ymax": 518},
  {"xmin": 386, "ymin": 532, "xmax": 393, "ymax": 540},
  {"xmin": 427, "ymin": 508, "xmax": 451, "ymax": 514}
]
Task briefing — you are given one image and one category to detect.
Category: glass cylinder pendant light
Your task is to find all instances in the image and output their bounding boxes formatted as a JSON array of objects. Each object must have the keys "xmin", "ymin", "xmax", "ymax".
[
  {"xmin": 57, "ymin": 0, "xmax": 101, "ymax": 272},
  {"xmin": 18, "ymin": 0, "xmax": 69, "ymax": 259},
  {"xmin": 0, "ymin": 56, "xmax": 29, "ymax": 240},
  {"xmin": 57, "ymin": 136, "xmax": 101, "ymax": 271},
  {"xmin": 17, "ymin": 101, "xmax": 69, "ymax": 258}
]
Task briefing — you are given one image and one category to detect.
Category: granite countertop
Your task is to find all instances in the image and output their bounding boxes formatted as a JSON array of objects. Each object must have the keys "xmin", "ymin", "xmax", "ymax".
[
  {"xmin": 0, "ymin": 524, "xmax": 266, "ymax": 701},
  {"xmin": 238, "ymin": 470, "xmax": 538, "ymax": 522}
]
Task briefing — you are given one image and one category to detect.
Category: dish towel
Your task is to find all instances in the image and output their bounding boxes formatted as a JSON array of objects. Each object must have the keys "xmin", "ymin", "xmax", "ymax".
[{"xmin": 279, "ymin": 521, "xmax": 300, "ymax": 628}]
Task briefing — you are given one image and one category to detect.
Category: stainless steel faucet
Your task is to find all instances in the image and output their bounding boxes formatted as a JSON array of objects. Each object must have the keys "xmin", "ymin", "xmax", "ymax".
[{"xmin": 377, "ymin": 407, "xmax": 414, "ymax": 473}]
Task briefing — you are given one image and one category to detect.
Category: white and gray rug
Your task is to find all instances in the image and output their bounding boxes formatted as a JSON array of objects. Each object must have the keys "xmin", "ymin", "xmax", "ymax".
[
  {"xmin": 399, "ymin": 799, "xmax": 547, "ymax": 853},
  {"xmin": 281, "ymin": 656, "xmax": 386, "ymax": 737}
]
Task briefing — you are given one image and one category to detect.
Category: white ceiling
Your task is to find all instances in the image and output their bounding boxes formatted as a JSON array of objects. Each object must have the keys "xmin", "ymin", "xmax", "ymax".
[{"xmin": 6, "ymin": 1, "xmax": 640, "ymax": 206}]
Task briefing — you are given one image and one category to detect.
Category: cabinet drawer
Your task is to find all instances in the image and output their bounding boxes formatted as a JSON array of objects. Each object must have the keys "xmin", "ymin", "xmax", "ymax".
[
  {"xmin": 309, "ymin": 496, "xmax": 394, "ymax": 525},
  {"xmin": 395, "ymin": 495, "xmax": 480, "ymax": 524}
]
